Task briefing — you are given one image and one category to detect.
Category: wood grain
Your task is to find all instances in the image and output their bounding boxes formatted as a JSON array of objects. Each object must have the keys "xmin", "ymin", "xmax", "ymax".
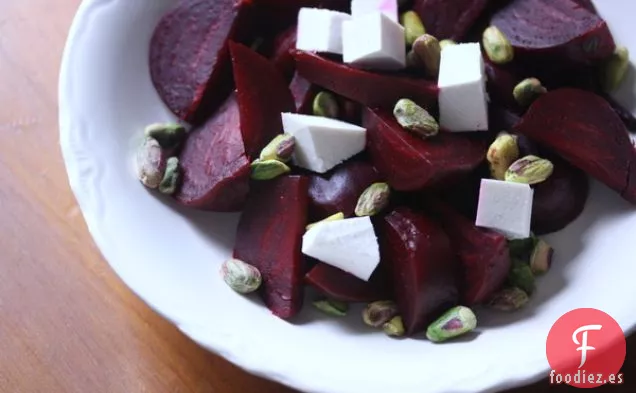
[{"xmin": 0, "ymin": 1, "xmax": 632, "ymax": 392}]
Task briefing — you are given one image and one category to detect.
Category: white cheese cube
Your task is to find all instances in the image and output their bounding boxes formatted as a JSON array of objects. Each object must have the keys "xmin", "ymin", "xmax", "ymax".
[
  {"xmin": 438, "ymin": 43, "xmax": 489, "ymax": 131},
  {"xmin": 296, "ymin": 8, "xmax": 351, "ymax": 54},
  {"xmin": 475, "ymin": 179, "xmax": 534, "ymax": 239},
  {"xmin": 342, "ymin": 12, "xmax": 406, "ymax": 70},
  {"xmin": 281, "ymin": 113, "xmax": 366, "ymax": 173},
  {"xmin": 351, "ymin": 0, "xmax": 398, "ymax": 22},
  {"xmin": 302, "ymin": 217, "xmax": 381, "ymax": 281}
]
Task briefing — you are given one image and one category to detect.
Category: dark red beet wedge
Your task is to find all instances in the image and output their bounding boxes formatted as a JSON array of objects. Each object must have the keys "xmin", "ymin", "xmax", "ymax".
[
  {"xmin": 491, "ymin": 0, "xmax": 615, "ymax": 67},
  {"xmin": 380, "ymin": 207, "xmax": 460, "ymax": 335},
  {"xmin": 234, "ymin": 176, "xmax": 309, "ymax": 319},
  {"xmin": 305, "ymin": 263, "xmax": 390, "ymax": 303},
  {"xmin": 229, "ymin": 42, "xmax": 295, "ymax": 159},
  {"xmin": 532, "ymin": 155, "xmax": 590, "ymax": 235},
  {"xmin": 514, "ymin": 88, "xmax": 636, "ymax": 204},
  {"xmin": 307, "ymin": 159, "xmax": 383, "ymax": 221},
  {"xmin": 436, "ymin": 163, "xmax": 490, "ymax": 221},
  {"xmin": 293, "ymin": 50, "xmax": 438, "ymax": 110},
  {"xmin": 422, "ymin": 197, "xmax": 511, "ymax": 305},
  {"xmin": 290, "ymin": 72, "xmax": 318, "ymax": 114},
  {"xmin": 605, "ymin": 95, "xmax": 636, "ymax": 133},
  {"xmin": 363, "ymin": 108, "xmax": 488, "ymax": 191},
  {"xmin": 270, "ymin": 25, "xmax": 297, "ymax": 82},
  {"xmin": 149, "ymin": 0, "xmax": 255, "ymax": 124},
  {"xmin": 413, "ymin": 0, "xmax": 490, "ymax": 41},
  {"xmin": 175, "ymin": 95, "xmax": 251, "ymax": 211}
]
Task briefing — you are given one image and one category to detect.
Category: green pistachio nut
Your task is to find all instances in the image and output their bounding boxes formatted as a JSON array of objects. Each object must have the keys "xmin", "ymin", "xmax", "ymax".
[
  {"xmin": 602, "ymin": 46, "xmax": 630, "ymax": 92},
  {"xmin": 355, "ymin": 183, "xmax": 391, "ymax": 217},
  {"xmin": 383, "ymin": 316, "xmax": 406, "ymax": 337},
  {"xmin": 439, "ymin": 39, "xmax": 457, "ymax": 51},
  {"xmin": 400, "ymin": 11, "xmax": 426, "ymax": 46},
  {"xmin": 487, "ymin": 131, "xmax": 520, "ymax": 180},
  {"xmin": 221, "ymin": 258, "xmax": 262, "ymax": 294},
  {"xmin": 313, "ymin": 299, "xmax": 349, "ymax": 317},
  {"xmin": 393, "ymin": 98, "xmax": 439, "ymax": 138},
  {"xmin": 158, "ymin": 157, "xmax": 181, "ymax": 195},
  {"xmin": 507, "ymin": 260, "xmax": 535, "ymax": 295},
  {"xmin": 144, "ymin": 123, "xmax": 187, "ymax": 149},
  {"xmin": 513, "ymin": 78, "xmax": 547, "ymax": 107},
  {"xmin": 136, "ymin": 137, "xmax": 166, "ymax": 189},
  {"xmin": 488, "ymin": 287, "xmax": 529, "ymax": 312},
  {"xmin": 362, "ymin": 300, "xmax": 399, "ymax": 328},
  {"xmin": 482, "ymin": 26, "xmax": 514, "ymax": 64},
  {"xmin": 306, "ymin": 212, "xmax": 345, "ymax": 231},
  {"xmin": 507, "ymin": 233, "xmax": 538, "ymax": 261},
  {"xmin": 505, "ymin": 155, "xmax": 554, "ymax": 185},
  {"xmin": 313, "ymin": 91, "xmax": 340, "ymax": 119},
  {"xmin": 251, "ymin": 159, "xmax": 291, "ymax": 181},
  {"xmin": 426, "ymin": 306, "xmax": 477, "ymax": 343},
  {"xmin": 405, "ymin": 49, "xmax": 422, "ymax": 69},
  {"xmin": 412, "ymin": 34, "xmax": 441, "ymax": 78},
  {"xmin": 530, "ymin": 239, "xmax": 553, "ymax": 275},
  {"xmin": 260, "ymin": 134, "xmax": 296, "ymax": 162}
]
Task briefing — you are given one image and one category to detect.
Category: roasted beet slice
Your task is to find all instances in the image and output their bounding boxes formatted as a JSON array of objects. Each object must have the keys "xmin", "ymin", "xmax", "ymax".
[
  {"xmin": 436, "ymin": 163, "xmax": 490, "ymax": 221},
  {"xmin": 491, "ymin": 0, "xmax": 615, "ymax": 66},
  {"xmin": 307, "ymin": 159, "xmax": 383, "ymax": 221},
  {"xmin": 305, "ymin": 263, "xmax": 390, "ymax": 303},
  {"xmin": 230, "ymin": 42, "xmax": 295, "ymax": 158},
  {"xmin": 413, "ymin": 0, "xmax": 490, "ymax": 41},
  {"xmin": 149, "ymin": 0, "xmax": 255, "ymax": 124},
  {"xmin": 422, "ymin": 197, "xmax": 511, "ymax": 305},
  {"xmin": 290, "ymin": 72, "xmax": 318, "ymax": 114},
  {"xmin": 605, "ymin": 95, "xmax": 636, "ymax": 133},
  {"xmin": 532, "ymin": 156, "xmax": 590, "ymax": 235},
  {"xmin": 515, "ymin": 88, "xmax": 636, "ymax": 204},
  {"xmin": 380, "ymin": 207, "xmax": 460, "ymax": 335},
  {"xmin": 293, "ymin": 50, "xmax": 438, "ymax": 110},
  {"xmin": 363, "ymin": 108, "xmax": 488, "ymax": 191},
  {"xmin": 234, "ymin": 176, "xmax": 309, "ymax": 319},
  {"xmin": 175, "ymin": 95, "xmax": 251, "ymax": 211},
  {"xmin": 270, "ymin": 25, "xmax": 297, "ymax": 82}
]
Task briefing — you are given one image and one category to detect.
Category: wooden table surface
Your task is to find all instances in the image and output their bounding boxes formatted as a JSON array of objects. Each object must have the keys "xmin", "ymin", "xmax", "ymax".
[{"xmin": 0, "ymin": 1, "xmax": 633, "ymax": 392}]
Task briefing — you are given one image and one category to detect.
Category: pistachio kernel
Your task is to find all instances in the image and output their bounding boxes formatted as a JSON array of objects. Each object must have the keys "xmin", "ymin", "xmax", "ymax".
[
  {"xmin": 220, "ymin": 258, "xmax": 262, "ymax": 294},
  {"xmin": 393, "ymin": 98, "xmax": 439, "ymax": 138},
  {"xmin": 383, "ymin": 316, "xmax": 406, "ymax": 337},
  {"xmin": 530, "ymin": 239, "xmax": 553, "ymax": 275},
  {"xmin": 482, "ymin": 26, "xmax": 514, "ymax": 64},
  {"xmin": 513, "ymin": 78, "xmax": 547, "ymax": 107},
  {"xmin": 158, "ymin": 157, "xmax": 181, "ymax": 195},
  {"xmin": 406, "ymin": 49, "xmax": 422, "ymax": 69},
  {"xmin": 439, "ymin": 39, "xmax": 457, "ymax": 51},
  {"xmin": 507, "ymin": 260, "xmax": 535, "ymax": 295},
  {"xmin": 260, "ymin": 134, "xmax": 296, "ymax": 162},
  {"xmin": 313, "ymin": 299, "xmax": 349, "ymax": 317},
  {"xmin": 426, "ymin": 306, "xmax": 477, "ymax": 343},
  {"xmin": 136, "ymin": 137, "xmax": 166, "ymax": 189},
  {"xmin": 250, "ymin": 159, "xmax": 291, "ymax": 181},
  {"xmin": 355, "ymin": 182, "xmax": 391, "ymax": 217},
  {"xmin": 144, "ymin": 123, "xmax": 188, "ymax": 149},
  {"xmin": 306, "ymin": 212, "xmax": 345, "ymax": 231},
  {"xmin": 400, "ymin": 11, "xmax": 426, "ymax": 46},
  {"xmin": 601, "ymin": 46, "xmax": 630, "ymax": 92},
  {"xmin": 412, "ymin": 34, "xmax": 441, "ymax": 78},
  {"xmin": 362, "ymin": 300, "xmax": 399, "ymax": 328},
  {"xmin": 507, "ymin": 233, "xmax": 538, "ymax": 260},
  {"xmin": 313, "ymin": 91, "xmax": 340, "ymax": 119},
  {"xmin": 487, "ymin": 131, "xmax": 520, "ymax": 180},
  {"xmin": 505, "ymin": 155, "xmax": 554, "ymax": 185},
  {"xmin": 488, "ymin": 287, "xmax": 529, "ymax": 312}
]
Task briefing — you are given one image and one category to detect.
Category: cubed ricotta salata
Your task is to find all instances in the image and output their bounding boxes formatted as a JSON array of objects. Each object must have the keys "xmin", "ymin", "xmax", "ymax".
[
  {"xmin": 438, "ymin": 43, "xmax": 489, "ymax": 132},
  {"xmin": 296, "ymin": 8, "xmax": 351, "ymax": 54},
  {"xmin": 475, "ymin": 179, "xmax": 534, "ymax": 239},
  {"xmin": 302, "ymin": 217, "xmax": 381, "ymax": 281},
  {"xmin": 281, "ymin": 113, "xmax": 367, "ymax": 174},
  {"xmin": 351, "ymin": 0, "xmax": 399, "ymax": 22},
  {"xmin": 342, "ymin": 11, "xmax": 406, "ymax": 70}
]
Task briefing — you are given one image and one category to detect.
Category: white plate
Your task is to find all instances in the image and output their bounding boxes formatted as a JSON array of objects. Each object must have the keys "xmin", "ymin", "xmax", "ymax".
[{"xmin": 59, "ymin": 1, "xmax": 636, "ymax": 392}]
